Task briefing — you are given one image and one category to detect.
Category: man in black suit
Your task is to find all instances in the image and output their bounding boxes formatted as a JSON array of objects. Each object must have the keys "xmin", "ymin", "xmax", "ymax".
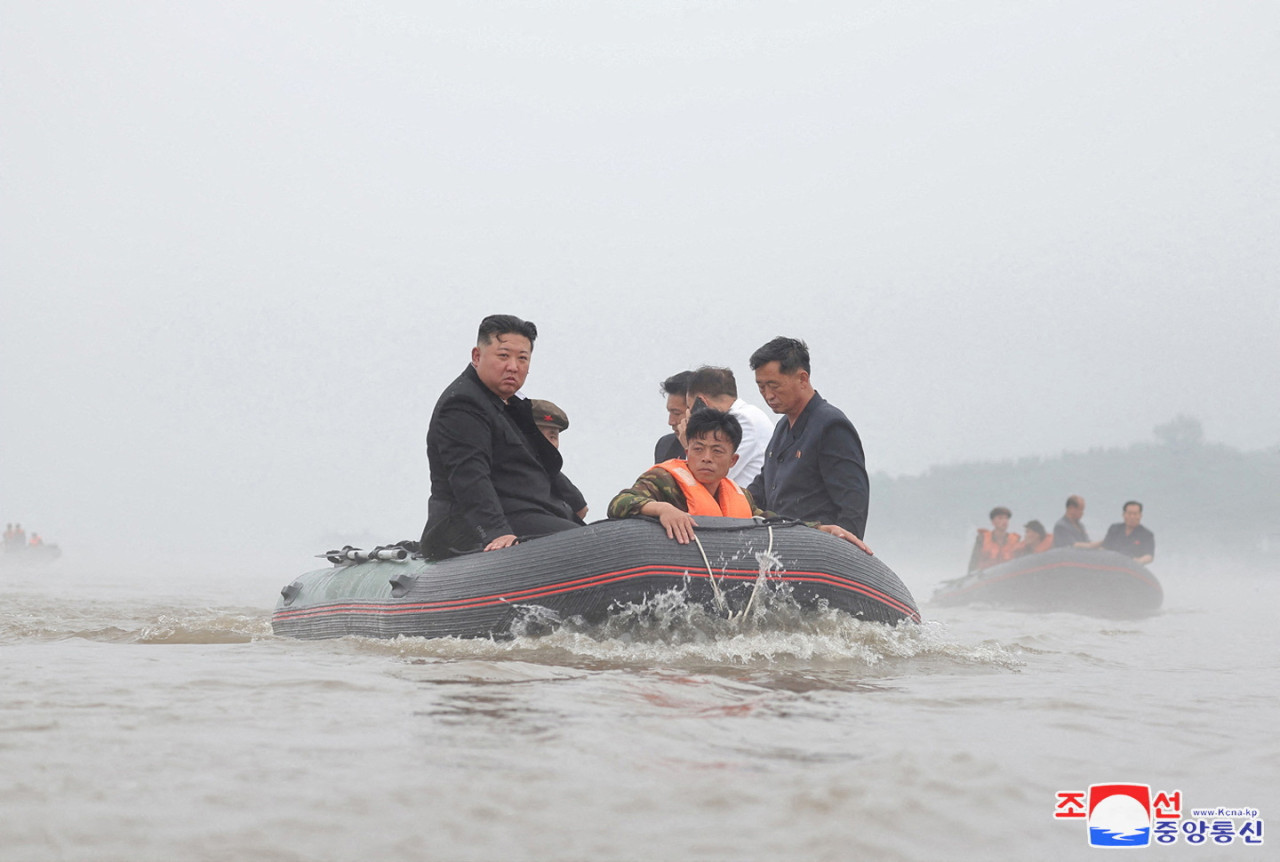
[
  {"xmin": 746, "ymin": 336, "xmax": 871, "ymax": 547},
  {"xmin": 653, "ymin": 370, "xmax": 692, "ymax": 463},
  {"xmin": 1100, "ymin": 501, "xmax": 1155, "ymax": 565},
  {"xmin": 420, "ymin": 315, "xmax": 582, "ymax": 560}
]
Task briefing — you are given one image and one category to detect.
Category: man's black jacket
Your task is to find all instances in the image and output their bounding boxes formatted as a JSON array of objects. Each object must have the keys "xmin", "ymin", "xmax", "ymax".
[
  {"xmin": 422, "ymin": 365, "xmax": 579, "ymax": 554},
  {"xmin": 653, "ymin": 432, "xmax": 685, "ymax": 464},
  {"xmin": 746, "ymin": 391, "xmax": 869, "ymax": 539}
]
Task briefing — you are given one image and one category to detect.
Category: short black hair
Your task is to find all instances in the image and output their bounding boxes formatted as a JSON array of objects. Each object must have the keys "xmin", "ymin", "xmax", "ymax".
[
  {"xmin": 687, "ymin": 366, "xmax": 738, "ymax": 400},
  {"xmin": 749, "ymin": 336, "xmax": 810, "ymax": 374},
  {"xmin": 1023, "ymin": 520, "xmax": 1046, "ymax": 537},
  {"xmin": 989, "ymin": 506, "xmax": 1011, "ymax": 520},
  {"xmin": 660, "ymin": 370, "xmax": 693, "ymax": 397},
  {"xmin": 1066, "ymin": 495, "xmax": 1084, "ymax": 509},
  {"xmin": 477, "ymin": 314, "xmax": 537, "ymax": 346},
  {"xmin": 1123, "ymin": 500, "xmax": 1143, "ymax": 513},
  {"xmin": 685, "ymin": 408, "xmax": 742, "ymax": 451}
]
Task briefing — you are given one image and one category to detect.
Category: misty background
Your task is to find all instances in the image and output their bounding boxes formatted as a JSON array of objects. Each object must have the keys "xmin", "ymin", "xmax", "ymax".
[{"xmin": 3, "ymin": 2, "xmax": 1277, "ymax": 589}]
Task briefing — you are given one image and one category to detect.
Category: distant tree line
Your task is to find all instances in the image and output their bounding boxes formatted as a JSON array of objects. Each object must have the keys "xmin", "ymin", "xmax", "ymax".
[{"xmin": 869, "ymin": 416, "xmax": 1280, "ymax": 575}]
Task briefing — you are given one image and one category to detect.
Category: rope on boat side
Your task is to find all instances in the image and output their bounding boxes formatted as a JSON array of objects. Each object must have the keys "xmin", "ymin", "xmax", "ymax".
[
  {"xmin": 738, "ymin": 524, "xmax": 775, "ymax": 621},
  {"xmin": 695, "ymin": 523, "xmax": 777, "ymax": 621},
  {"xmin": 690, "ymin": 532, "xmax": 729, "ymax": 616}
]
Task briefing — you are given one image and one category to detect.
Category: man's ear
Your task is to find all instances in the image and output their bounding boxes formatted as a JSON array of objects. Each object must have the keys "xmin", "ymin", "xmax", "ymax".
[
  {"xmin": 470, "ymin": 346, "xmax": 481, "ymax": 367},
  {"xmin": 730, "ymin": 453, "xmax": 740, "ymax": 467},
  {"xmin": 797, "ymin": 369, "xmax": 811, "ymax": 387}
]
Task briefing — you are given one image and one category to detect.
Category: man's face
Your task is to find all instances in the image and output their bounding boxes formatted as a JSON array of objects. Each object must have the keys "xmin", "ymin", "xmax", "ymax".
[
  {"xmin": 1123, "ymin": 504, "xmax": 1142, "ymax": 528},
  {"xmin": 1068, "ymin": 499, "xmax": 1085, "ymax": 520},
  {"xmin": 992, "ymin": 514, "xmax": 1010, "ymax": 532},
  {"xmin": 536, "ymin": 425, "xmax": 560, "ymax": 449},
  {"xmin": 754, "ymin": 362, "xmax": 809, "ymax": 416},
  {"xmin": 685, "ymin": 430, "xmax": 739, "ymax": 489},
  {"xmin": 471, "ymin": 333, "xmax": 532, "ymax": 400},
  {"xmin": 666, "ymin": 394, "xmax": 688, "ymax": 432}
]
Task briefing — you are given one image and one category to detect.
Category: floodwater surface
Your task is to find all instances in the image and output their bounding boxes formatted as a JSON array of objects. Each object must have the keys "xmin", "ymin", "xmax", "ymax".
[{"xmin": 1, "ymin": 557, "xmax": 1275, "ymax": 861}]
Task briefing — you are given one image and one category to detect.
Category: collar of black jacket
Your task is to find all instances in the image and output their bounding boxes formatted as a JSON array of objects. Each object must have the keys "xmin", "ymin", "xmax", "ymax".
[
  {"xmin": 787, "ymin": 390, "xmax": 827, "ymax": 436},
  {"xmin": 460, "ymin": 365, "xmax": 564, "ymax": 477},
  {"xmin": 462, "ymin": 363, "xmax": 516, "ymax": 406}
]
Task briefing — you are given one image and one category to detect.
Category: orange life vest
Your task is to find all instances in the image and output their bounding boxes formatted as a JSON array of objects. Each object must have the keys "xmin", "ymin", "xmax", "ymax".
[
  {"xmin": 655, "ymin": 459, "xmax": 753, "ymax": 518},
  {"xmin": 977, "ymin": 528, "xmax": 1022, "ymax": 567}
]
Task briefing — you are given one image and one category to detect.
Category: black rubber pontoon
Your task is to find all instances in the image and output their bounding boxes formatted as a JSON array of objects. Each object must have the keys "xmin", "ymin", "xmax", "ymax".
[
  {"xmin": 930, "ymin": 547, "xmax": 1162, "ymax": 618},
  {"xmin": 273, "ymin": 517, "xmax": 920, "ymax": 640}
]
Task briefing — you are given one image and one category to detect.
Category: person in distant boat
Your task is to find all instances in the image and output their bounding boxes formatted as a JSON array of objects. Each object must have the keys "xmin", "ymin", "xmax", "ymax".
[
  {"xmin": 1099, "ymin": 501, "xmax": 1155, "ymax": 565},
  {"xmin": 11, "ymin": 523, "xmax": 25, "ymax": 550},
  {"xmin": 28, "ymin": 533, "xmax": 43, "ymax": 547},
  {"xmin": 1015, "ymin": 520, "xmax": 1054, "ymax": 556},
  {"xmin": 3, "ymin": 524, "xmax": 13, "ymax": 552},
  {"xmin": 609, "ymin": 408, "xmax": 870, "ymax": 551},
  {"xmin": 685, "ymin": 366, "xmax": 774, "ymax": 488},
  {"xmin": 654, "ymin": 371, "xmax": 692, "ymax": 463},
  {"xmin": 745, "ymin": 336, "xmax": 871, "ymax": 540},
  {"xmin": 1053, "ymin": 495, "xmax": 1091, "ymax": 548},
  {"xmin": 968, "ymin": 506, "xmax": 1021, "ymax": 572},
  {"xmin": 530, "ymin": 398, "xmax": 588, "ymax": 520},
  {"xmin": 420, "ymin": 315, "xmax": 583, "ymax": 560}
]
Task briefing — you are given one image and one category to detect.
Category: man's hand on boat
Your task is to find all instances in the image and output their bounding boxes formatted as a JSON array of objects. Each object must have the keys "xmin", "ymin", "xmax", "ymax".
[
  {"xmin": 484, "ymin": 534, "xmax": 520, "ymax": 551},
  {"xmin": 640, "ymin": 501, "xmax": 699, "ymax": 544},
  {"xmin": 817, "ymin": 524, "xmax": 874, "ymax": 555}
]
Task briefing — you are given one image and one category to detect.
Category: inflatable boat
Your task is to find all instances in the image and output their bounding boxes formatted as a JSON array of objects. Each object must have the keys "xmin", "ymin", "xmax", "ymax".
[
  {"xmin": 1, "ymin": 544, "xmax": 61, "ymax": 567},
  {"xmin": 930, "ymin": 547, "xmax": 1162, "ymax": 617},
  {"xmin": 272, "ymin": 517, "xmax": 920, "ymax": 640}
]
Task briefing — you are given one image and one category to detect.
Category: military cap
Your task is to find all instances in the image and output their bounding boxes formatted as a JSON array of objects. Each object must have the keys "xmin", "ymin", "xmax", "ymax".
[{"xmin": 530, "ymin": 399, "xmax": 569, "ymax": 431}]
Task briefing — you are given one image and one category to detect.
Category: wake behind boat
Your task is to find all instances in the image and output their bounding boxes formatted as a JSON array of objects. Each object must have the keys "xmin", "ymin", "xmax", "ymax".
[
  {"xmin": 930, "ymin": 547, "xmax": 1162, "ymax": 618},
  {"xmin": 273, "ymin": 517, "xmax": 920, "ymax": 640}
]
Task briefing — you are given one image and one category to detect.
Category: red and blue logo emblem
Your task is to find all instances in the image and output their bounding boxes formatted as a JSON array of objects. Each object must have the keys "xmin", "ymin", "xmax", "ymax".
[{"xmin": 1087, "ymin": 784, "xmax": 1152, "ymax": 847}]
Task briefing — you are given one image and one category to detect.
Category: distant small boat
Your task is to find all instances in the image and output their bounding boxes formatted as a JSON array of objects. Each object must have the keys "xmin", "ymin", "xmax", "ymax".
[
  {"xmin": 1, "ymin": 544, "xmax": 62, "ymax": 566},
  {"xmin": 930, "ymin": 547, "xmax": 1162, "ymax": 618},
  {"xmin": 273, "ymin": 517, "xmax": 920, "ymax": 640}
]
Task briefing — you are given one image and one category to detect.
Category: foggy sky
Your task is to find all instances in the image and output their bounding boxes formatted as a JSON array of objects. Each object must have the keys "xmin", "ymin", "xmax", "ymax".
[{"xmin": 3, "ymin": 1, "xmax": 1277, "ymax": 574}]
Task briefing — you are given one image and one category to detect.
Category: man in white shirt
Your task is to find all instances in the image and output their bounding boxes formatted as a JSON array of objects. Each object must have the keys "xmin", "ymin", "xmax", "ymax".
[{"xmin": 685, "ymin": 366, "xmax": 775, "ymax": 488}]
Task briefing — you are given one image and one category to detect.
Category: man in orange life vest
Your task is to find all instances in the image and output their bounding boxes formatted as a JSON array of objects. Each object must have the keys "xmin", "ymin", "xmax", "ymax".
[
  {"xmin": 608, "ymin": 408, "xmax": 870, "ymax": 551},
  {"xmin": 968, "ymin": 506, "xmax": 1021, "ymax": 572}
]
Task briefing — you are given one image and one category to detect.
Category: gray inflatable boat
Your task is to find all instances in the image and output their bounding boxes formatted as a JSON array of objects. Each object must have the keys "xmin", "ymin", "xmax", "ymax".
[{"xmin": 273, "ymin": 517, "xmax": 920, "ymax": 640}]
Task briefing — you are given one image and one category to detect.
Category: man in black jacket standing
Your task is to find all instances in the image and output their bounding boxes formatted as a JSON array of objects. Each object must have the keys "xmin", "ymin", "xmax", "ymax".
[
  {"xmin": 746, "ymin": 336, "xmax": 872, "ymax": 548},
  {"xmin": 420, "ymin": 315, "xmax": 583, "ymax": 560},
  {"xmin": 653, "ymin": 370, "xmax": 692, "ymax": 463},
  {"xmin": 1099, "ymin": 500, "xmax": 1155, "ymax": 565}
]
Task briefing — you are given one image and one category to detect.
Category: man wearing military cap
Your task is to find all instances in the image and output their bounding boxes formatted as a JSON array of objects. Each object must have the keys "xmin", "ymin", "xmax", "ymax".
[
  {"xmin": 530, "ymin": 399, "xmax": 570, "ymax": 448},
  {"xmin": 530, "ymin": 398, "xmax": 588, "ymax": 519}
]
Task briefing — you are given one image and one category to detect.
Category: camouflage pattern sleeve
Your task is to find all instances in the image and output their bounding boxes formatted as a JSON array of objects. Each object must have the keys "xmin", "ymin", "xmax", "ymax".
[
  {"xmin": 607, "ymin": 468, "xmax": 688, "ymax": 519},
  {"xmin": 743, "ymin": 489, "xmax": 768, "ymax": 520}
]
